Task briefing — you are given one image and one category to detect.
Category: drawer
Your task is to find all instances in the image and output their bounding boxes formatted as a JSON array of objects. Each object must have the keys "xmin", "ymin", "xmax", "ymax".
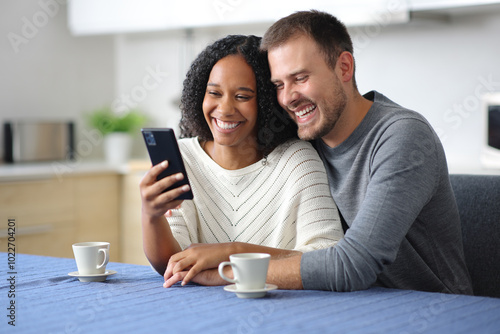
[
  {"xmin": 0, "ymin": 177, "xmax": 75, "ymax": 227},
  {"xmin": 1, "ymin": 222, "xmax": 76, "ymax": 258}
]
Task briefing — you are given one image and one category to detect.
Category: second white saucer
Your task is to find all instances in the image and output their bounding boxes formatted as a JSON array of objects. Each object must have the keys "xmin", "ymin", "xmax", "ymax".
[
  {"xmin": 224, "ymin": 284, "xmax": 278, "ymax": 299},
  {"xmin": 68, "ymin": 270, "xmax": 117, "ymax": 282}
]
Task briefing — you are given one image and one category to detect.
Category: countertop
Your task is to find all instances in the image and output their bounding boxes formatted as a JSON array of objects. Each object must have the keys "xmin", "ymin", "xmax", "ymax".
[
  {"xmin": 448, "ymin": 167, "xmax": 500, "ymax": 175},
  {"xmin": 0, "ymin": 160, "xmax": 151, "ymax": 182},
  {"xmin": 1, "ymin": 159, "xmax": 499, "ymax": 183}
]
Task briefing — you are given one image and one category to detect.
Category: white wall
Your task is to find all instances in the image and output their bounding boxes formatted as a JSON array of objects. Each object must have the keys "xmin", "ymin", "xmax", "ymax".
[
  {"xmin": 2, "ymin": 2, "xmax": 500, "ymax": 170},
  {"xmin": 113, "ymin": 24, "xmax": 271, "ymax": 159},
  {"xmin": 0, "ymin": 0, "xmax": 115, "ymax": 161},
  {"xmin": 351, "ymin": 11, "xmax": 500, "ymax": 171},
  {"xmin": 115, "ymin": 10, "xmax": 500, "ymax": 170}
]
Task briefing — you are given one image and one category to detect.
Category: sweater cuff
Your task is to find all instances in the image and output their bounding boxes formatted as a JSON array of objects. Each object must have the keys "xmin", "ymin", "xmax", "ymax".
[{"xmin": 300, "ymin": 249, "xmax": 330, "ymax": 291}]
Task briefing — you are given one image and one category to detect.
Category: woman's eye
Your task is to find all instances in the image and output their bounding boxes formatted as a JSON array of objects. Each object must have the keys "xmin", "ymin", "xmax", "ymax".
[
  {"xmin": 207, "ymin": 91, "xmax": 221, "ymax": 97},
  {"xmin": 236, "ymin": 95, "xmax": 251, "ymax": 101}
]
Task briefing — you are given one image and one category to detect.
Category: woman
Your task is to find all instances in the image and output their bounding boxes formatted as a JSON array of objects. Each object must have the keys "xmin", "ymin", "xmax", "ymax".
[{"xmin": 140, "ymin": 35, "xmax": 343, "ymax": 288}]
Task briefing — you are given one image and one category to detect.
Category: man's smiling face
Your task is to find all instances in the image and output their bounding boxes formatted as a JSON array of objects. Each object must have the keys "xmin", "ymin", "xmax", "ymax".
[{"xmin": 268, "ymin": 33, "xmax": 347, "ymax": 141}]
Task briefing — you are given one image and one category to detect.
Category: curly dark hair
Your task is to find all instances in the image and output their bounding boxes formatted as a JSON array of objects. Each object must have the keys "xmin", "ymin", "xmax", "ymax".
[{"xmin": 179, "ymin": 35, "xmax": 297, "ymax": 156}]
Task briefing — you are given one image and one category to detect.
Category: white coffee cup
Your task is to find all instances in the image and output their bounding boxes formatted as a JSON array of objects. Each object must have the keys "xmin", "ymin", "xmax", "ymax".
[
  {"xmin": 218, "ymin": 253, "xmax": 270, "ymax": 290},
  {"xmin": 72, "ymin": 242, "xmax": 110, "ymax": 275}
]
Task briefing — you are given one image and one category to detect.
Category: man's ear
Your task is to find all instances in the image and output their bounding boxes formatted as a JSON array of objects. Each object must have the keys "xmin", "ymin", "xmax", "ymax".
[{"xmin": 337, "ymin": 51, "xmax": 355, "ymax": 83}]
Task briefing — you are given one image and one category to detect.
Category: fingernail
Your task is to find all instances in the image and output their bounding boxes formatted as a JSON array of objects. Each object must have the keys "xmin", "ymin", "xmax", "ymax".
[
  {"xmin": 181, "ymin": 281, "xmax": 186, "ymax": 286},
  {"xmin": 182, "ymin": 185, "xmax": 190, "ymax": 192},
  {"xmin": 161, "ymin": 161, "xmax": 168, "ymax": 168},
  {"xmin": 176, "ymin": 173, "xmax": 184, "ymax": 180}
]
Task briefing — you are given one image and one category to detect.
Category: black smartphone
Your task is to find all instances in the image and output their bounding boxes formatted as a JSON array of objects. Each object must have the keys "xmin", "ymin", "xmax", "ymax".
[{"xmin": 141, "ymin": 128, "xmax": 193, "ymax": 200}]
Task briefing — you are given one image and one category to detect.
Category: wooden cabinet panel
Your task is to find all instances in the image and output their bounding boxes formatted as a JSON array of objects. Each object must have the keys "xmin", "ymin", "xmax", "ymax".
[
  {"xmin": 120, "ymin": 168, "xmax": 149, "ymax": 265},
  {"xmin": 0, "ymin": 177, "xmax": 75, "ymax": 227},
  {"xmin": 0, "ymin": 177, "xmax": 76, "ymax": 258},
  {"xmin": 12, "ymin": 224, "xmax": 76, "ymax": 258},
  {"xmin": 74, "ymin": 174, "xmax": 121, "ymax": 262},
  {"xmin": 0, "ymin": 173, "xmax": 121, "ymax": 261}
]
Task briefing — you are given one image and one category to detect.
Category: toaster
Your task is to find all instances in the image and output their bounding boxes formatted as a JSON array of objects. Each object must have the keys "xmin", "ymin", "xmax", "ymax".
[{"xmin": 3, "ymin": 120, "xmax": 75, "ymax": 163}]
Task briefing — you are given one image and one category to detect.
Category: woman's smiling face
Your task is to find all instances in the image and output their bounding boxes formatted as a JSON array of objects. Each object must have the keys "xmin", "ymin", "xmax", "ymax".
[{"xmin": 202, "ymin": 54, "xmax": 259, "ymax": 152}]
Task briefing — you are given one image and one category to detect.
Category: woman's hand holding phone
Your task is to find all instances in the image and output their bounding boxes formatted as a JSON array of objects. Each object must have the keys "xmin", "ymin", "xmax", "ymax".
[
  {"xmin": 140, "ymin": 128, "xmax": 193, "ymax": 275},
  {"xmin": 139, "ymin": 160, "xmax": 191, "ymax": 218},
  {"xmin": 140, "ymin": 160, "xmax": 185, "ymax": 276}
]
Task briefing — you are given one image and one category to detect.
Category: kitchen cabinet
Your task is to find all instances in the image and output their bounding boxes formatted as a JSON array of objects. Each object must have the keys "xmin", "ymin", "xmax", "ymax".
[
  {"xmin": 67, "ymin": 0, "xmax": 500, "ymax": 36},
  {"xmin": 410, "ymin": 0, "xmax": 500, "ymax": 11},
  {"xmin": 120, "ymin": 161, "xmax": 149, "ymax": 265},
  {"xmin": 67, "ymin": 0, "xmax": 410, "ymax": 35},
  {"xmin": 0, "ymin": 172, "xmax": 121, "ymax": 261}
]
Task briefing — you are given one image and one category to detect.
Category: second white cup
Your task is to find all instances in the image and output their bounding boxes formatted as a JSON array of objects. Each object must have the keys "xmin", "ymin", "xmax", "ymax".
[
  {"xmin": 218, "ymin": 253, "xmax": 270, "ymax": 290},
  {"xmin": 72, "ymin": 242, "xmax": 110, "ymax": 275}
]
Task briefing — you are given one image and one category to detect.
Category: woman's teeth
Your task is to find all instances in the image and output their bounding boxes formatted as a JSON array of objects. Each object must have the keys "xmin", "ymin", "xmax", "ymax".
[
  {"xmin": 296, "ymin": 105, "xmax": 316, "ymax": 118},
  {"xmin": 216, "ymin": 119, "xmax": 240, "ymax": 130}
]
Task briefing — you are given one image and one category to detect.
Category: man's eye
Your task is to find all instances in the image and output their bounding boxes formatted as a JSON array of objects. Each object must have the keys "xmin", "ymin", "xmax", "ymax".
[
  {"xmin": 296, "ymin": 76, "xmax": 307, "ymax": 82},
  {"xmin": 274, "ymin": 83, "xmax": 283, "ymax": 90}
]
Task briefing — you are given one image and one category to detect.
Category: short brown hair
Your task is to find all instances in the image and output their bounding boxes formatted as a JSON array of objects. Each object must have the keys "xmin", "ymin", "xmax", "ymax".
[{"xmin": 261, "ymin": 10, "xmax": 356, "ymax": 85}]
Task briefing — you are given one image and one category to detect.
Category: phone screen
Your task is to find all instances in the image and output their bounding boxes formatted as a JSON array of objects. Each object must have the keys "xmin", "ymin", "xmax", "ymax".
[{"xmin": 141, "ymin": 128, "xmax": 193, "ymax": 200}]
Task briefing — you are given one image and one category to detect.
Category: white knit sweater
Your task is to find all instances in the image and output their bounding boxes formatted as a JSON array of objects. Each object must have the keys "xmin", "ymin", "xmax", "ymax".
[{"xmin": 168, "ymin": 138, "xmax": 343, "ymax": 252}]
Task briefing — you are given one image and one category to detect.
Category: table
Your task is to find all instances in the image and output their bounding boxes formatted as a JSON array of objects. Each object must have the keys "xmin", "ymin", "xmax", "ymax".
[{"xmin": 1, "ymin": 253, "xmax": 499, "ymax": 333}]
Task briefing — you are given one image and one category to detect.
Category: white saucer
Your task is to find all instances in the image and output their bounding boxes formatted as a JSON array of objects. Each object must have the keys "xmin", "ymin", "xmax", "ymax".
[
  {"xmin": 68, "ymin": 270, "xmax": 117, "ymax": 282},
  {"xmin": 224, "ymin": 284, "xmax": 277, "ymax": 299}
]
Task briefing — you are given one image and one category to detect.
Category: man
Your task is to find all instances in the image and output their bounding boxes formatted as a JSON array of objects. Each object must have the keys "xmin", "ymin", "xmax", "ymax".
[{"xmin": 257, "ymin": 10, "xmax": 472, "ymax": 294}]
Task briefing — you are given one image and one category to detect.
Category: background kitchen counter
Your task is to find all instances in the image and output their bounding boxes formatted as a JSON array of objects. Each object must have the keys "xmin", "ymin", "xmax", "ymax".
[
  {"xmin": 0, "ymin": 160, "xmax": 151, "ymax": 265},
  {"xmin": 0, "ymin": 161, "xmax": 130, "ymax": 182}
]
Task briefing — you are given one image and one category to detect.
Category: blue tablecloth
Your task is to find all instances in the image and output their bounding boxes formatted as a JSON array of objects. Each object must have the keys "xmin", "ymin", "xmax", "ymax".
[{"xmin": 1, "ymin": 253, "xmax": 500, "ymax": 333}]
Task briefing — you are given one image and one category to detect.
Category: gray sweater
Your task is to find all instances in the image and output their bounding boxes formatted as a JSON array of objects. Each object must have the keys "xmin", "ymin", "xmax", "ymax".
[{"xmin": 301, "ymin": 91, "xmax": 473, "ymax": 294}]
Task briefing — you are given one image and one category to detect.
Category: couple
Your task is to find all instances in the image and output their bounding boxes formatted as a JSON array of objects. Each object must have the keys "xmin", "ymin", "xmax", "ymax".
[{"xmin": 141, "ymin": 10, "xmax": 473, "ymax": 294}]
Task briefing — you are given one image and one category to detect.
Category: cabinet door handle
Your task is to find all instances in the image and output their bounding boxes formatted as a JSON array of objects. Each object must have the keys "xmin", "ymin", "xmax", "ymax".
[{"xmin": 0, "ymin": 224, "xmax": 53, "ymax": 237}]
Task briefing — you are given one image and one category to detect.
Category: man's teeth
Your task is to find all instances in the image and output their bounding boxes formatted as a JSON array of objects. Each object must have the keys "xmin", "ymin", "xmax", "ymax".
[
  {"xmin": 295, "ymin": 105, "xmax": 316, "ymax": 118},
  {"xmin": 216, "ymin": 119, "xmax": 239, "ymax": 130}
]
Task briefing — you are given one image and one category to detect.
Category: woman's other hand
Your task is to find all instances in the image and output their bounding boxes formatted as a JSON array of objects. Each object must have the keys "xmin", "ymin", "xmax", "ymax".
[{"xmin": 163, "ymin": 243, "xmax": 234, "ymax": 286}]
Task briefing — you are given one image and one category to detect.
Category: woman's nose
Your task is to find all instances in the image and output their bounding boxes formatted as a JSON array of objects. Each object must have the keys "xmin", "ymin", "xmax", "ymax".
[{"xmin": 217, "ymin": 97, "xmax": 235, "ymax": 115}]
